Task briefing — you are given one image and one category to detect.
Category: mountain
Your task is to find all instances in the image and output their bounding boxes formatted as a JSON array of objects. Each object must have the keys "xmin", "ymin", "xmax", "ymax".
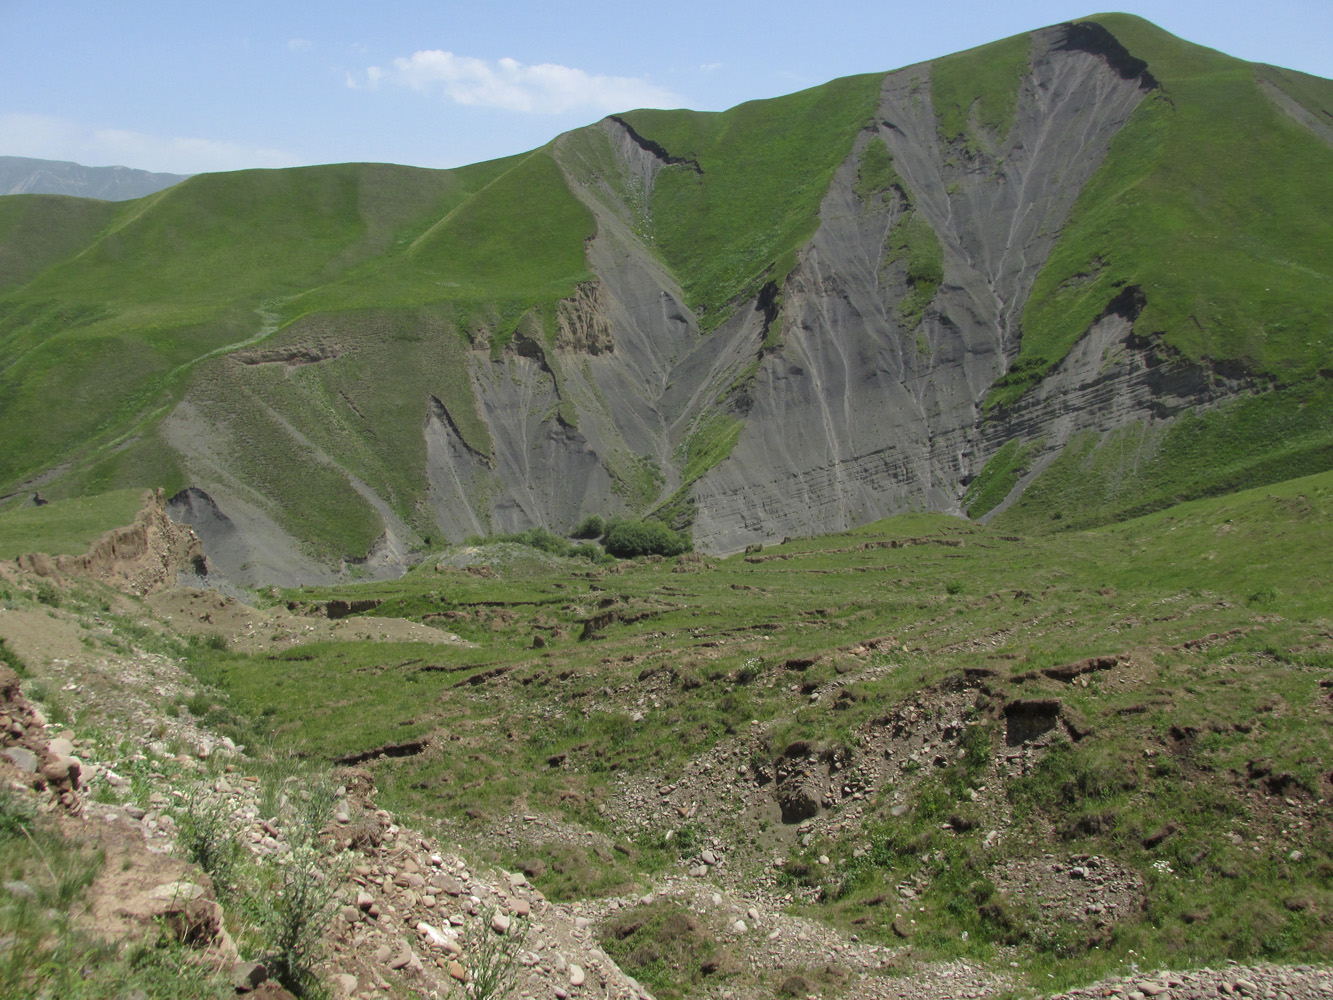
[
  {"xmin": 0, "ymin": 155, "xmax": 189, "ymax": 201},
  {"xmin": 1, "ymin": 14, "xmax": 1331, "ymax": 585}
]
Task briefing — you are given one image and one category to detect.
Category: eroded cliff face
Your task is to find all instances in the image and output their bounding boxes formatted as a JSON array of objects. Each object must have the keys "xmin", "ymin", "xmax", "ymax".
[
  {"xmin": 8, "ymin": 489, "xmax": 206, "ymax": 596},
  {"xmin": 423, "ymin": 22, "xmax": 1239, "ymax": 555},
  {"xmin": 692, "ymin": 23, "xmax": 1161, "ymax": 550},
  {"xmin": 163, "ymin": 22, "xmax": 1267, "ymax": 577}
]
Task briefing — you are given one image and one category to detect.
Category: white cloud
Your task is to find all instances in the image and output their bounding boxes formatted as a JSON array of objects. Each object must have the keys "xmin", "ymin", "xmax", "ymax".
[
  {"xmin": 287, "ymin": 38, "xmax": 314, "ymax": 52},
  {"xmin": 0, "ymin": 113, "xmax": 299, "ymax": 175},
  {"xmin": 364, "ymin": 50, "xmax": 682, "ymax": 114}
]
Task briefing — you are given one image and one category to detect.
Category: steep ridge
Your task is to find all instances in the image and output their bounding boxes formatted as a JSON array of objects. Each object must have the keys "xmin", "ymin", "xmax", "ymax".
[{"xmin": 679, "ymin": 23, "xmax": 1156, "ymax": 550}]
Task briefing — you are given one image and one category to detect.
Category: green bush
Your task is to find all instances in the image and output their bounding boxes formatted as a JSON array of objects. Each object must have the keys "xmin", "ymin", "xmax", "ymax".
[
  {"xmin": 570, "ymin": 541, "xmax": 613, "ymax": 564},
  {"xmin": 499, "ymin": 527, "xmax": 570, "ymax": 556},
  {"xmin": 603, "ymin": 519, "xmax": 691, "ymax": 558},
  {"xmin": 174, "ymin": 792, "xmax": 241, "ymax": 898},
  {"xmin": 572, "ymin": 514, "xmax": 605, "ymax": 539},
  {"xmin": 0, "ymin": 637, "xmax": 26, "ymax": 676}
]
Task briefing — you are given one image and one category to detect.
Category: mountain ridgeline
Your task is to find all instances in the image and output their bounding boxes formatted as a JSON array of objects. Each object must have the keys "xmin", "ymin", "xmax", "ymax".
[{"xmin": 1, "ymin": 14, "xmax": 1331, "ymax": 584}]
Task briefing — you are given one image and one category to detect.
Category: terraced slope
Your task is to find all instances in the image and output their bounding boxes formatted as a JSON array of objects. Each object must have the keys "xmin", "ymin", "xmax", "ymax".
[
  {"xmin": 169, "ymin": 468, "xmax": 1333, "ymax": 994},
  {"xmin": 1, "ymin": 15, "xmax": 1330, "ymax": 582}
]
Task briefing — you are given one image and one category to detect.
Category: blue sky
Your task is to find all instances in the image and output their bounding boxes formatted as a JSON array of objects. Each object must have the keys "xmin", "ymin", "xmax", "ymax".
[{"xmin": 2, "ymin": 0, "xmax": 1330, "ymax": 175}]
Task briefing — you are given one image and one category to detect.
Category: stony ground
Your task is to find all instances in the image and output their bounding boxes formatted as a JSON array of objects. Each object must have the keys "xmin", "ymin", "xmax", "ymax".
[{"xmin": 1, "ymin": 567, "xmax": 1329, "ymax": 1000}]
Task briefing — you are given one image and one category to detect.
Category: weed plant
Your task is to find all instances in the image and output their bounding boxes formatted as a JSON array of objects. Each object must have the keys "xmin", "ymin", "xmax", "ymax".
[{"xmin": 0, "ymin": 787, "xmax": 231, "ymax": 999}]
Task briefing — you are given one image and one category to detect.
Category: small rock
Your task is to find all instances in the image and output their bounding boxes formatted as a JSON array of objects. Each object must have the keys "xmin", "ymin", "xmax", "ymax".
[
  {"xmin": 333, "ymin": 973, "xmax": 357, "ymax": 998},
  {"xmin": 417, "ymin": 922, "xmax": 451, "ymax": 948},
  {"xmin": 448, "ymin": 960, "xmax": 467, "ymax": 982},
  {"xmin": 492, "ymin": 913, "xmax": 511, "ymax": 934},
  {"xmin": 439, "ymin": 877, "xmax": 463, "ymax": 896},
  {"xmin": 569, "ymin": 964, "xmax": 586, "ymax": 986},
  {"xmin": 387, "ymin": 940, "xmax": 414, "ymax": 970},
  {"xmin": 2, "ymin": 748, "xmax": 36, "ymax": 773},
  {"xmin": 231, "ymin": 961, "xmax": 268, "ymax": 992},
  {"xmin": 147, "ymin": 881, "xmax": 205, "ymax": 902}
]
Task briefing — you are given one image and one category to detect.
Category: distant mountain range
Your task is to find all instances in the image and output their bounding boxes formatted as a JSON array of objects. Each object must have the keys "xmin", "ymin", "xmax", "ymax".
[
  {"xmin": 1, "ymin": 14, "xmax": 1330, "ymax": 586},
  {"xmin": 0, "ymin": 156, "xmax": 188, "ymax": 200}
]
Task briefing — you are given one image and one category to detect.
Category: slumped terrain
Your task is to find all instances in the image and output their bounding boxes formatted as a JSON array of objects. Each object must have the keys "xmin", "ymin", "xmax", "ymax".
[{"xmin": 1, "ymin": 471, "xmax": 1330, "ymax": 998}]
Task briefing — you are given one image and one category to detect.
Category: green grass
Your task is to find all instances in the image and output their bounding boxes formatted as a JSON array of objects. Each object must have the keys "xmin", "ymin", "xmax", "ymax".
[
  {"xmin": 994, "ymin": 379, "xmax": 1333, "ymax": 533},
  {"xmin": 962, "ymin": 438, "xmax": 1042, "ymax": 518},
  {"xmin": 0, "ymin": 195, "xmax": 119, "ymax": 293},
  {"xmin": 932, "ymin": 30, "xmax": 1033, "ymax": 146},
  {"xmin": 0, "ymin": 488, "xmax": 145, "ymax": 557},
  {"xmin": 174, "ymin": 467, "xmax": 1333, "ymax": 985},
  {"xmin": 620, "ymin": 73, "xmax": 882, "ymax": 329},
  {"xmin": 853, "ymin": 136, "xmax": 944, "ymax": 328},
  {"xmin": 683, "ymin": 413, "xmax": 744, "ymax": 483},
  {"xmin": 886, "ymin": 213, "xmax": 944, "ymax": 328},
  {"xmin": 1000, "ymin": 13, "xmax": 1333, "ymax": 408},
  {"xmin": 0, "ymin": 787, "xmax": 233, "ymax": 999},
  {"xmin": 853, "ymin": 137, "xmax": 902, "ymax": 202}
]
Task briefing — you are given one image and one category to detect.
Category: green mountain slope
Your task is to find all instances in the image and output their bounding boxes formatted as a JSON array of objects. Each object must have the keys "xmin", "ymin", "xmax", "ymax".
[
  {"xmin": 997, "ymin": 13, "xmax": 1333, "ymax": 406},
  {"xmin": 615, "ymin": 73, "xmax": 882, "ymax": 328},
  {"xmin": 0, "ymin": 14, "xmax": 1330, "ymax": 572}
]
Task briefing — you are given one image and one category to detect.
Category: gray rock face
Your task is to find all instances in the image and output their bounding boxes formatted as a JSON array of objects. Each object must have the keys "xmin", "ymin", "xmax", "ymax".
[{"xmin": 693, "ymin": 26, "xmax": 1157, "ymax": 551}]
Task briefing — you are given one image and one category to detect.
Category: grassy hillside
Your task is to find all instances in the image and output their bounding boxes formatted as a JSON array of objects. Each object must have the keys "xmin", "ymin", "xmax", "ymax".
[
  {"xmin": 1, "ymin": 16, "xmax": 1330, "ymax": 565},
  {"xmin": 997, "ymin": 13, "xmax": 1333, "ymax": 406},
  {"xmin": 994, "ymin": 379, "xmax": 1333, "ymax": 533},
  {"xmin": 0, "ymin": 489, "xmax": 144, "ymax": 557},
  {"xmin": 0, "ymin": 152, "xmax": 595, "ymax": 555},
  {"xmin": 931, "ymin": 30, "xmax": 1032, "ymax": 145},
  {"xmin": 0, "ymin": 194, "xmax": 118, "ymax": 293},
  {"xmin": 618, "ymin": 74, "xmax": 882, "ymax": 330}
]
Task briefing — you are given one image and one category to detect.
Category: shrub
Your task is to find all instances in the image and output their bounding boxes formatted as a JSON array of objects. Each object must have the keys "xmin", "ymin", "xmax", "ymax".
[
  {"xmin": 461, "ymin": 912, "xmax": 527, "ymax": 1000},
  {"xmin": 570, "ymin": 541, "xmax": 614, "ymax": 565},
  {"xmin": 603, "ymin": 519, "xmax": 691, "ymax": 558},
  {"xmin": 35, "ymin": 582, "xmax": 60, "ymax": 607},
  {"xmin": 0, "ymin": 787, "xmax": 37, "ymax": 840},
  {"xmin": 174, "ymin": 792, "xmax": 242, "ymax": 897},
  {"xmin": 572, "ymin": 514, "xmax": 605, "ymax": 539},
  {"xmin": 0, "ymin": 637, "xmax": 26, "ymax": 676}
]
